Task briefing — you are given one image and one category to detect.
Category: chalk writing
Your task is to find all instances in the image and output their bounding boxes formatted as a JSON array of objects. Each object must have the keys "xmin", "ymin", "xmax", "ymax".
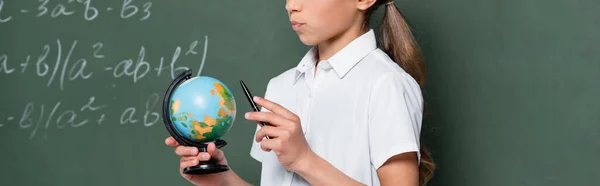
[
  {"xmin": 0, "ymin": 0, "xmax": 12, "ymax": 23},
  {"xmin": 198, "ymin": 35, "xmax": 208, "ymax": 76},
  {"xmin": 120, "ymin": 107, "xmax": 137, "ymax": 125},
  {"xmin": 121, "ymin": 0, "xmax": 152, "ymax": 21},
  {"xmin": 0, "ymin": 112, "xmax": 5, "ymax": 128},
  {"xmin": 0, "ymin": 1, "xmax": 217, "ymax": 141},
  {"xmin": 21, "ymin": 55, "xmax": 30, "ymax": 73},
  {"xmin": 96, "ymin": 114, "xmax": 106, "ymax": 125},
  {"xmin": 18, "ymin": 99, "xmax": 97, "ymax": 140},
  {"xmin": 30, "ymin": 39, "xmax": 92, "ymax": 91},
  {"xmin": 0, "ymin": 54, "xmax": 14, "ymax": 74},
  {"xmin": 80, "ymin": 0, "xmax": 99, "ymax": 21},
  {"xmin": 0, "ymin": 0, "xmax": 152, "ymax": 23},
  {"xmin": 0, "ymin": 36, "xmax": 209, "ymax": 90},
  {"xmin": 6, "ymin": 93, "xmax": 163, "ymax": 140},
  {"xmin": 92, "ymin": 42, "xmax": 105, "ymax": 59},
  {"xmin": 111, "ymin": 46, "xmax": 150, "ymax": 83},
  {"xmin": 120, "ymin": 93, "xmax": 160, "ymax": 127},
  {"xmin": 80, "ymin": 96, "xmax": 107, "ymax": 112},
  {"xmin": 36, "ymin": 0, "xmax": 50, "ymax": 17},
  {"xmin": 142, "ymin": 93, "xmax": 160, "ymax": 127}
]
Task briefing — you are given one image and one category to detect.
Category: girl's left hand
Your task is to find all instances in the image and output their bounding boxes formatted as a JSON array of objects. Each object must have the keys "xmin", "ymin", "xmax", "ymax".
[{"xmin": 245, "ymin": 96, "xmax": 314, "ymax": 172}]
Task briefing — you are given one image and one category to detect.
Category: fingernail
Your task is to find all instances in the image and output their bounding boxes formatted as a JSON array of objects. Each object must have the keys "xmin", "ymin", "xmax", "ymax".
[
  {"xmin": 191, "ymin": 148, "xmax": 198, "ymax": 155},
  {"xmin": 245, "ymin": 112, "xmax": 250, "ymax": 119},
  {"xmin": 253, "ymin": 96, "xmax": 261, "ymax": 101}
]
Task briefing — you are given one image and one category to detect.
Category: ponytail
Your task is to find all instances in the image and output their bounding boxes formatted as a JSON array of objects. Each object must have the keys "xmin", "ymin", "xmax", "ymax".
[
  {"xmin": 366, "ymin": 1, "xmax": 435, "ymax": 185},
  {"xmin": 376, "ymin": 1, "xmax": 425, "ymax": 85}
]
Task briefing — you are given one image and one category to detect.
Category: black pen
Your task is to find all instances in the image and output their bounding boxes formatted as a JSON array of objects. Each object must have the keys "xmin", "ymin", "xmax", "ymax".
[{"xmin": 240, "ymin": 80, "xmax": 272, "ymax": 139}]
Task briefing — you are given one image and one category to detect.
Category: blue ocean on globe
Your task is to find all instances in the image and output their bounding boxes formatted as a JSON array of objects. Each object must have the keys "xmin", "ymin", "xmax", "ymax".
[{"xmin": 168, "ymin": 76, "xmax": 236, "ymax": 143}]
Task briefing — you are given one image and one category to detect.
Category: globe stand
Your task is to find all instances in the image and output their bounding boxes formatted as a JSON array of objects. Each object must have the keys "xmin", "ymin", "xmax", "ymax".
[
  {"xmin": 181, "ymin": 139, "xmax": 229, "ymax": 174},
  {"xmin": 161, "ymin": 69, "xmax": 230, "ymax": 175}
]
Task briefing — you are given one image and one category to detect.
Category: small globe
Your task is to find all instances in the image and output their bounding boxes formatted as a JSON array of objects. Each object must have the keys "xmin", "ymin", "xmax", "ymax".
[{"xmin": 167, "ymin": 76, "xmax": 236, "ymax": 143}]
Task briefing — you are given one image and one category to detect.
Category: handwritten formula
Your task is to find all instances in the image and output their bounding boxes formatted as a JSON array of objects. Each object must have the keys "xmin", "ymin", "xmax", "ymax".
[
  {"xmin": 0, "ymin": 0, "xmax": 215, "ymax": 140},
  {"xmin": 0, "ymin": 38, "xmax": 208, "ymax": 91},
  {"xmin": 0, "ymin": 0, "xmax": 152, "ymax": 23}
]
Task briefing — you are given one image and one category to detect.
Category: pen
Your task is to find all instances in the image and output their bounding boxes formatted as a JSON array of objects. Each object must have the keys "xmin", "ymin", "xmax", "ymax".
[{"xmin": 240, "ymin": 80, "xmax": 272, "ymax": 139}]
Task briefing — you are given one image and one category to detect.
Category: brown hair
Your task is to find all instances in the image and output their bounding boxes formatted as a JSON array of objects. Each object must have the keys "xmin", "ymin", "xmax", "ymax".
[{"xmin": 365, "ymin": 1, "xmax": 435, "ymax": 185}]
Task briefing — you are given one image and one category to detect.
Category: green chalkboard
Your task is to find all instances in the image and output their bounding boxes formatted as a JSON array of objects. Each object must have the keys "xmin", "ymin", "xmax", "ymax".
[
  {"xmin": 1, "ymin": 0, "xmax": 599, "ymax": 186},
  {"xmin": 0, "ymin": 0, "xmax": 304, "ymax": 185},
  {"xmin": 406, "ymin": 0, "xmax": 600, "ymax": 185}
]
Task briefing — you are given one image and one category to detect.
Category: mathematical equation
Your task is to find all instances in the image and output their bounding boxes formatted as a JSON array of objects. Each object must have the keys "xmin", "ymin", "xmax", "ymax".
[
  {"xmin": 0, "ymin": 36, "xmax": 208, "ymax": 91},
  {"xmin": 0, "ymin": 0, "xmax": 152, "ymax": 23},
  {"xmin": 0, "ymin": 93, "xmax": 161, "ymax": 140},
  {"xmin": 0, "ymin": 0, "xmax": 218, "ymax": 141}
]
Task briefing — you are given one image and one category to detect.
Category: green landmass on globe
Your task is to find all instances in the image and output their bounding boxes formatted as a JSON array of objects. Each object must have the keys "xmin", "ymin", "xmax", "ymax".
[{"xmin": 169, "ymin": 81, "xmax": 236, "ymax": 142}]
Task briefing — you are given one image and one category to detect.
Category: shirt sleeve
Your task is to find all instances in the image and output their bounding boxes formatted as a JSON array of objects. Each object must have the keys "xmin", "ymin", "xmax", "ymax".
[
  {"xmin": 249, "ymin": 79, "xmax": 275, "ymax": 162},
  {"xmin": 368, "ymin": 72, "xmax": 423, "ymax": 170}
]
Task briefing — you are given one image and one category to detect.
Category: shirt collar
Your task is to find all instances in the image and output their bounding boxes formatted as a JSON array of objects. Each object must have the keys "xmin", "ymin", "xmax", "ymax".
[
  {"xmin": 292, "ymin": 47, "xmax": 318, "ymax": 84},
  {"xmin": 292, "ymin": 29, "xmax": 377, "ymax": 84}
]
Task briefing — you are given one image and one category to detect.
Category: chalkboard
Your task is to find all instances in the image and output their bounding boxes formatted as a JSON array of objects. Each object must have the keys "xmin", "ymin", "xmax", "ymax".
[
  {"xmin": 406, "ymin": 0, "xmax": 600, "ymax": 185},
  {"xmin": 0, "ymin": 0, "xmax": 305, "ymax": 185},
  {"xmin": 1, "ymin": 0, "xmax": 599, "ymax": 186}
]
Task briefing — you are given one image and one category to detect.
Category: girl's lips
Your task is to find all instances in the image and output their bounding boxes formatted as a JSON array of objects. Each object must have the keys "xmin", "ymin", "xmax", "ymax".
[{"xmin": 291, "ymin": 21, "xmax": 305, "ymax": 31}]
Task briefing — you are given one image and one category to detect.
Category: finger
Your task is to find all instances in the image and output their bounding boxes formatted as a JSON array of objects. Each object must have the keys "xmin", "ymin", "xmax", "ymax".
[
  {"xmin": 180, "ymin": 156, "xmax": 199, "ymax": 163},
  {"xmin": 245, "ymin": 111, "xmax": 291, "ymax": 127},
  {"xmin": 180, "ymin": 158, "xmax": 199, "ymax": 169},
  {"xmin": 165, "ymin": 136, "xmax": 180, "ymax": 146},
  {"xmin": 196, "ymin": 152, "xmax": 212, "ymax": 161},
  {"xmin": 254, "ymin": 96, "xmax": 299, "ymax": 121},
  {"xmin": 259, "ymin": 138, "xmax": 280, "ymax": 152},
  {"xmin": 205, "ymin": 142, "xmax": 226, "ymax": 161},
  {"xmin": 255, "ymin": 126, "xmax": 285, "ymax": 142},
  {"xmin": 194, "ymin": 143, "xmax": 215, "ymax": 161},
  {"xmin": 175, "ymin": 146, "xmax": 199, "ymax": 156}
]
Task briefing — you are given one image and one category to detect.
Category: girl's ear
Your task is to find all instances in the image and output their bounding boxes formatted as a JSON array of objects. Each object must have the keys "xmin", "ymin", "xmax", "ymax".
[{"xmin": 357, "ymin": 0, "xmax": 378, "ymax": 10}]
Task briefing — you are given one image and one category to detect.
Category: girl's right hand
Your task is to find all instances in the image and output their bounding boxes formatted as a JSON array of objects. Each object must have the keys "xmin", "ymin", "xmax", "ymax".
[{"xmin": 165, "ymin": 136, "xmax": 230, "ymax": 186}]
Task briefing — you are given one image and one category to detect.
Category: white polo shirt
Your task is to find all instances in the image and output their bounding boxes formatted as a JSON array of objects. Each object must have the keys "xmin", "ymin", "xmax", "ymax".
[{"xmin": 250, "ymin": 30, "xmax": 423, "ymax": 186}]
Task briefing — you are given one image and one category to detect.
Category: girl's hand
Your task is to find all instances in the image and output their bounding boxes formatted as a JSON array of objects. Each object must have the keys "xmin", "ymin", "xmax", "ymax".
[
  {"xmin": 165, "ymin": 137, "xmax": 230, "ymax": 186},
  {"xmin": 245, "ymin": 96, "xmax": 315, "ymax": 172}
]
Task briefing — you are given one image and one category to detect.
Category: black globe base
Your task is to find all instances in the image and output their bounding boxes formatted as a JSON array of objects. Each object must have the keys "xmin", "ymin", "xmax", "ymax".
[
  {"xmin": 183, "ymin": 158, "xmax": 230, "ymax": 174},
  {"xmin": 182, "ymin": 139, "xmax": 229, "ymax": 175}
]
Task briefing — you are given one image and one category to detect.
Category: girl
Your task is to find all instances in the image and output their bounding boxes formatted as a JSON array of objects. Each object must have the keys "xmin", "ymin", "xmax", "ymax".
[{"xmin": 166, "ymin": 0, "xmax": 435, "ymax": 185}]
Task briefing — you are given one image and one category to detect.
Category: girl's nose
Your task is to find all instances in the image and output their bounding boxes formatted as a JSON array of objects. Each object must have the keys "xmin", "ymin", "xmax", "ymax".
[{"xmin": 285, "ymin": 0, "xmax": 301, "ymax": 13}]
